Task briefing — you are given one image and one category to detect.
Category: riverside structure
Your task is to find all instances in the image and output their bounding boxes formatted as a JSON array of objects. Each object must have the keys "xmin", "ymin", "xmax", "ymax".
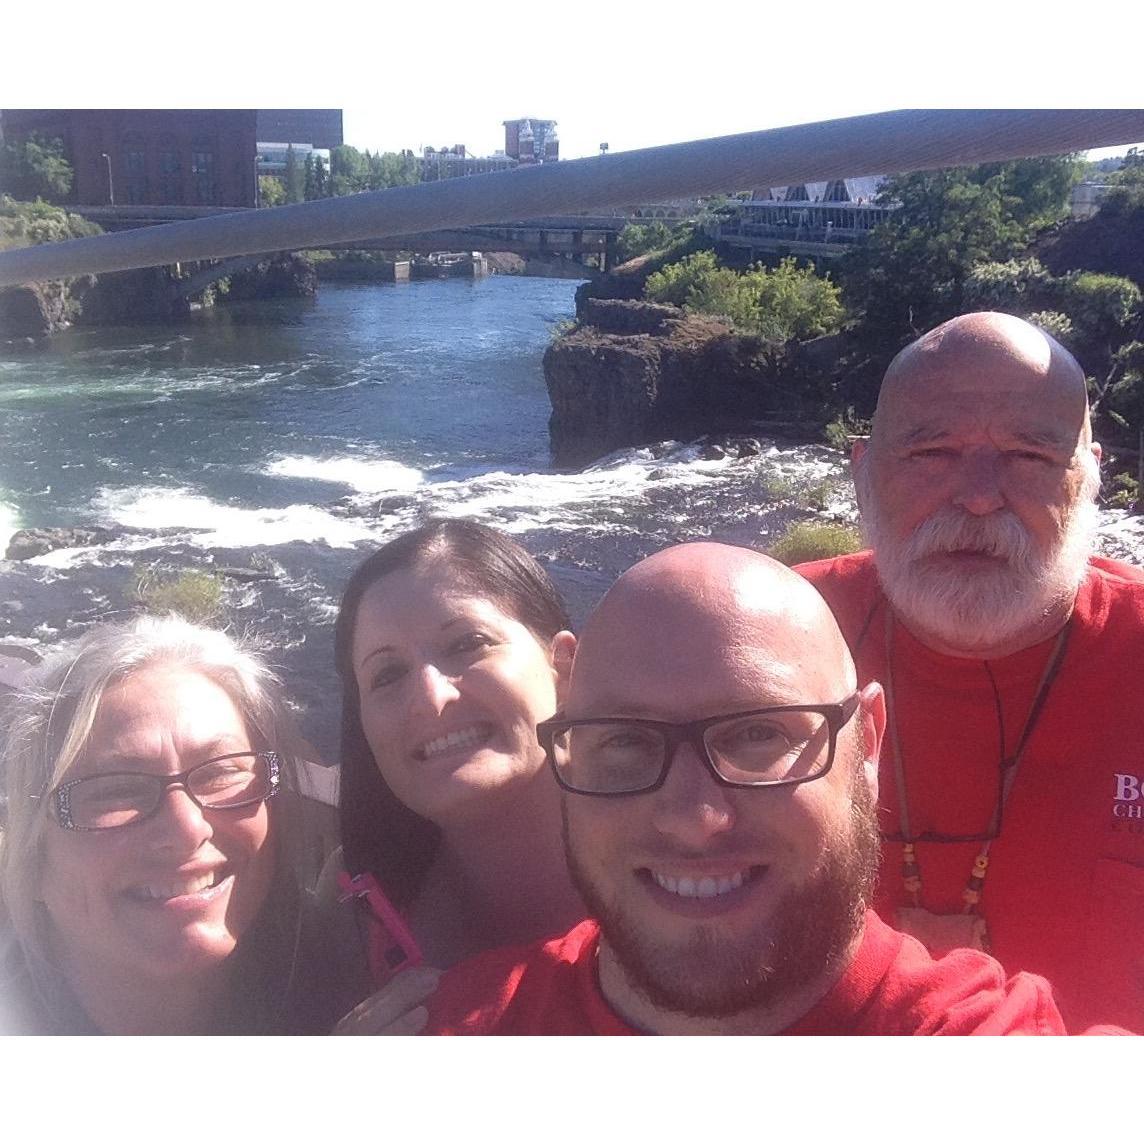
[{"xmin": 2, "ymin": 110, "xmax": 1143, "ymax": 287}]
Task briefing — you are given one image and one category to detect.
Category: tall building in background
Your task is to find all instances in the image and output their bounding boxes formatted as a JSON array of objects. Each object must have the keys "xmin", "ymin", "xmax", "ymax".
[
  {"xmin": 0, "ymin": 109, "xmax": 344, "ymax": 207},
  {"xmin": 503, "ymin": 118, "xmax": 558, "ymax": 165},
  {"xmin": 255, "ymin": 110, "xmax": 342, "ymax": 151},
  {"xmin": 1, "ymin": 110, "xmax": 259, "ymax": 206}
]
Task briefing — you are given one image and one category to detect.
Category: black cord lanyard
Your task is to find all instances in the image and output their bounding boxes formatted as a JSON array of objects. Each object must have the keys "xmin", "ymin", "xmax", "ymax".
[{"xmin": 884, "ymin": 608, "xmax": 1072, "ymax": 913}]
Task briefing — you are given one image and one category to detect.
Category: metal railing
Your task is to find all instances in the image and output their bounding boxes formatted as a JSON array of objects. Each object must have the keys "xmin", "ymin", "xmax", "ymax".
[{"xmin": 1, "ymin": 109, "xmax": 1142, "ymax": 288}]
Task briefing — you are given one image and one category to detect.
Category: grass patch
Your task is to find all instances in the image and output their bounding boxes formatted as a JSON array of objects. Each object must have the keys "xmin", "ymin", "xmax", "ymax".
[
  {"xmin": 133, "ymin": 566, "xmax": 224, "ymax": 625},
  {"xmin": 1106, "ymin": 471, "xmax": 1140, "ymax": 510},
  {"xmin": 768, "ymin": 520, "xmax": 862, "ymax": 566}
]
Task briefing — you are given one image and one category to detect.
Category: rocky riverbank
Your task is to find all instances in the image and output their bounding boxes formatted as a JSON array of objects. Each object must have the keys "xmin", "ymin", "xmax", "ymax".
[
  {"xmin": 543, "ymin": 291, "xmax": 844, "ymax": 469},
  {"xmin": 0, "ymin": 253, "xmax": 317, "ymax": 340}
]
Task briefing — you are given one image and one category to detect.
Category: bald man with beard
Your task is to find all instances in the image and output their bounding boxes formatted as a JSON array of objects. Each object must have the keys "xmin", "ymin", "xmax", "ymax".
[
  {"xmin": 422, "ymin": 544, "xmax": 1072, "ymax": 1034},
  {"xmin": 797, "ymin": 312, "xmax": 1144, "ymax": 1032}
]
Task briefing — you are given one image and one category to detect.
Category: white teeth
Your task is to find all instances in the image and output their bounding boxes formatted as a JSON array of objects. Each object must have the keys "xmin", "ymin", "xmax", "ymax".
[
  {"xmin": 419, "ymin": 726, "xmax": 489, "ymax": 760},
  {"xmin": 129, "ymin": 873, "xmax": 219, "ymax": 902},
  {"xmin": 652, "ymin": 869, "xmax": 749, "ymax": 898}
]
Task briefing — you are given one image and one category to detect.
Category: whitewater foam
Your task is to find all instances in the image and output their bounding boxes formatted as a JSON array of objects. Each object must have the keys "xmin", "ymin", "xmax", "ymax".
[
  {"xmin": 265, "ymin": 455, "xmax": 425, "ymax": 494},
  {"xmin": 92, "ymin": 487, "xmax": 375, "ymax": 549}
]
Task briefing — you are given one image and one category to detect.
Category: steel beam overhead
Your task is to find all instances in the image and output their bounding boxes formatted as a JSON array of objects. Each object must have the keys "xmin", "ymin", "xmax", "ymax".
[{"xmin": 1, "ymin": 109, "xmax": 1142, "ymax": 288}]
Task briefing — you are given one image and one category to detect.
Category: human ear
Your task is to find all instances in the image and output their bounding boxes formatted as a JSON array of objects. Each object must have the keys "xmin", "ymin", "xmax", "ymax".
[
  {"xmin": 857, "ymin": 680, "xmax": 885, "ymax": 804},
  {"xmin": 550, "ymin": 631, "xmax": 576, "ymax": 707}
]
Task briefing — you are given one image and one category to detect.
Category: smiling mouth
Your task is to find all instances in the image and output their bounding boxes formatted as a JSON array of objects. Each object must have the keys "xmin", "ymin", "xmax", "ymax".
[
  {"xmin": 123, "ymin": 871, "xmax": 230, "ymax": 904},
  {"xmin": 648, "ymin": 867, "xmax": 758, "ymax": 899},
  {"xmin": 415, "ymin": 724, "xmax": 493, "ymax": 761}
]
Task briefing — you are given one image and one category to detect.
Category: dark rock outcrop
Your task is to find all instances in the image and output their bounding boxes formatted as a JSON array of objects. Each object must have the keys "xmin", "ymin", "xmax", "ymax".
[
  {"xmin": 79, "ymin": 266, "xmax": 189, "ymax": 324},
  {"xmin": 0, "ymin": 279, "xmax": 87, "ymax": 339},
  {"xmin": 225, "ymin": 253, "xmax": 317, "ymax": 300},
  {"xmin": 544, "ymin": 299, "xmax": 837, "ymax": 468},
  {"xmin": 578, "ymin": 299, "xmax": 679, "ymax": 336},
  {"xmin": 5, "ymin": 527, "xmax": 119, "ymax": 561}
]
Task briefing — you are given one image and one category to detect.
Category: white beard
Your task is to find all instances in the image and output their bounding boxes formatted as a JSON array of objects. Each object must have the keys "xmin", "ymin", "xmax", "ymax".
[{"xmin": 856, "ymin": 462, "xmax": 1099, "ymax": 654}]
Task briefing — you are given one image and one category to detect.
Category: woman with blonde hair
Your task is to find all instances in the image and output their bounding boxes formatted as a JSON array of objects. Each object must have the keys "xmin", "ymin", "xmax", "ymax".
[{"xmin": 0, "ymin": 613, "xmax": 342, "ymax": 1034}]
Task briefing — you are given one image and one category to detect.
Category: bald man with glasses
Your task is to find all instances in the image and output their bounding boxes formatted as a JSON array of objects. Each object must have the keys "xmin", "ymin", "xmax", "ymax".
[{"xmin": 421, "ymin": 543, "xmax": 1079, "ymax": 1035}]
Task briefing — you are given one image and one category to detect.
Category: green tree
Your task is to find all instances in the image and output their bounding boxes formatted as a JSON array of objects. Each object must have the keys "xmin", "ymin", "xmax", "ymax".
[
  {"xmin": 1101, "ymin": 148, "xmax": 1144, "ymax": 215},
  {"xmin": 617, "ymin": 220, "xmax": 675, "ymax": 261},
  {"xmin": 366, "ymin": 150, "xmax": 420, "ymax": 190},
  {"xmin": 258, "ymin": 175, "xmax": 286, "ymax": 208},
  {"xmin": 330, "ymin": 144, "xmax": 370, "ymax": 196},
  {"xmin": 840, "ymin": 155, "xmax": 1081, "ymax": 354},
  {"xmin": 304, "ymin": 154, "xmax": 329, "ymax": 200},
  {"xmin": 0, "ymin": 133, "xmax": 74, "ymax": 203},
  {"xmin": 284, "ymin": 145, "xmax": 305, "ymax": 205}
]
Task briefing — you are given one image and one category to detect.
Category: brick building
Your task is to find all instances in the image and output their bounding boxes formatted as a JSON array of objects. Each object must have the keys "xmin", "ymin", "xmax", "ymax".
[{"xmin": 2, "ymin": 110, "xmax": 260, "ymax": 206}]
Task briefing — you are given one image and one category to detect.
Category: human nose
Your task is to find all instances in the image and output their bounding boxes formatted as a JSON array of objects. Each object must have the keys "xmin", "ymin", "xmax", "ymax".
[
  {"xmin": 649, "ymin": 740, "xmax": 735, "ymax": 848},
  {"xmin": 146, "ymin": 785, "xmax": 214, "ymax": 853},
  {"xmin": 408, "ymin": 662, "xmax": 461, "ymax": 717},
  {"xmin": 951, "ymin": 449, "xmax": 1006, "ymax": 516}
]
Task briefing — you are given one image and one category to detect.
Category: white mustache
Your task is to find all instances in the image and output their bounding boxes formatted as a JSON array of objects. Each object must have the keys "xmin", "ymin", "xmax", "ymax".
[{"xmin": 903, "ymin": 509, "xmax": 1033, "ymax": 567}]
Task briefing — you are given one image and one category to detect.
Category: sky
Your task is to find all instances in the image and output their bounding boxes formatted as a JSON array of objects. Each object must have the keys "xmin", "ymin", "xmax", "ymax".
[{"xmin": 5, "ymin": 2, "xmax": 1141, "ymax": 162}]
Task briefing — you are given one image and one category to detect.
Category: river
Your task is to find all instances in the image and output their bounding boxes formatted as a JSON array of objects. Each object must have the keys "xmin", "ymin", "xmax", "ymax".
[{"xmin": 2, "ymin": 275, "xmax": 1141, "ymax": 756}]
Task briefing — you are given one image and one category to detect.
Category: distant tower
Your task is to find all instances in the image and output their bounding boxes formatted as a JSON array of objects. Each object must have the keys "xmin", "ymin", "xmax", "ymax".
[
  {"xmin": 518, "ymin": 119, "xmax": 535, "ymax": 165},
  {"xmin": 503, "ymin": 118, "xmax": 558, "ymax": 164}
]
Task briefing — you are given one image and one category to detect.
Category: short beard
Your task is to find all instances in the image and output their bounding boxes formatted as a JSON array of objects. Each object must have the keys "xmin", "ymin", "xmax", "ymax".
[
  {"xmin": 563, "ymin": 762, "xmax": 880, "ymax": 1020},
  {"xmin": 856, "ymin": 457, "xmax": 1098, "ymax": 652}
]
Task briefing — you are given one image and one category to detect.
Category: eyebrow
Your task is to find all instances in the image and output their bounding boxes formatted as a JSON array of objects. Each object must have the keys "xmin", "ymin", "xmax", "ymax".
[
  {"xmin": 1009, "ymin": 428, "xmax": 1072, "ymax": 451},
  {"xmin": 356, "ymin": 616, "xmax": 486, "ymax": 671},
  {"xmin": 895, "ymin": 426, "xmax": 952, "ymax": 447},
  {"xmin": 82, "ymin": 737, "xmax": 247, "ymax": 772},
  {"xmin": 894, "ymin": 425, "xmax": 1072, "ymax": 451}
]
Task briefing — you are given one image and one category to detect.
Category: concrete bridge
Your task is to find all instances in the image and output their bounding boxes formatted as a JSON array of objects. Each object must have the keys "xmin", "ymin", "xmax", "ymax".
[
  {"xmin": 69, "ymin": 204, "xmax": 639, "ymax": 293},
  {"xmin": 71, "ymin": 204, "xmax": 632, "ymax": 260}
]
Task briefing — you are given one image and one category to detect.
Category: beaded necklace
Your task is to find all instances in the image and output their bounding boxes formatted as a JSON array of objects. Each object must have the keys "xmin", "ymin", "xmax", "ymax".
[{"xmin": 883, "ymin": 609, "xmax": 1072, "ymax": 943}]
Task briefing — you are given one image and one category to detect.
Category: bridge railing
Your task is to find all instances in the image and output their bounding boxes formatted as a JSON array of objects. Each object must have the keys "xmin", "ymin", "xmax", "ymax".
[{"xmin": 1, "ymin": 109, "xmax": 1142, "ymax": 288}]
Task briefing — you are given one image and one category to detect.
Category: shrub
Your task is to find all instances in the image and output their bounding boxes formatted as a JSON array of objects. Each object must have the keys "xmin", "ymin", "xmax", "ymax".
[
  {"xmin": 1105, "ymin": 471, "xmax": 1140, "ymax": 510},
  {"xmin": 645, "ymin": 252, "xmax": 844, "ymax": 343},
  {"xmin": 644, "ymin": 250, "xmax": 721, "ymax": 307},
  {"xmin": 0, "ymin": 195, "xmax": 101, "ymax": 252},
  {"xmin": 767, "ymin": 521, "xmax": 862, "ymax": 566},
  {"xmin": 963, "ymin": 258, "xmax": 1053, "ymax": 311},
  {"xmin": 1027, "ymin": 310, "xmax": 1075, "ymax": 344},
  {"xmin": 133, "ymin": 567, "xmax": 224, "ymax": 625},
  {"xmin": 1058, "ymin": 271, "xmax": 1142, "ymax": 347},
  {"xmin": 824, "ymin": 414, "xmax": 871, "ymax": 452}
]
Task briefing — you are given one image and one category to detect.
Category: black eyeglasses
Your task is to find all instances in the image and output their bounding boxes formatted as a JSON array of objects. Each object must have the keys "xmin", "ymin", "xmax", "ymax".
[
  {"xmin": 50, "ymin": 751, "xmax": 281, "ymax": 831},
  {"xmin": 538, "ymin": 694, "xmax": 860, "ymax": 796}
]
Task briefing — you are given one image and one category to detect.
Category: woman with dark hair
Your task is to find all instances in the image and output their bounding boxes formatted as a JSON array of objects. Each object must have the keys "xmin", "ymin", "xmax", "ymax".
[
  {"xmin": 333, "ymin": 519, "xmax": 583, "ymax": 973},
  {"xmin": 0, "ymin": 613, "xmax": 348, "ymax": 1035}
]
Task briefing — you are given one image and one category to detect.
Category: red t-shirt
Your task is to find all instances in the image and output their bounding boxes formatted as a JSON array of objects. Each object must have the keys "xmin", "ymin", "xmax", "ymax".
[
  {"xmin": 423, "ymin": 913, "xmax": 1068, "ymax": 1035},
  {"xmin": 797, "ymin": 552, "xmax": 1144, "ymax": 1033}
]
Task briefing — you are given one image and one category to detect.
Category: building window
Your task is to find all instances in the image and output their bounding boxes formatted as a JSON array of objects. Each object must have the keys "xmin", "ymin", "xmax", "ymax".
[
  {"xmin": 123, "ymin": 132, "xmax": 148, "ymax": 204},
  {"xmin": 158, "ymin": 135, "xmax": 180, "ymax": 174},
  {"xmin": 157, "ymin": 134, "xmax": 182, "ymax": 204},
  {"xmin": 191, "ymin": 138, "xmax": 217, "ymax": 205}
]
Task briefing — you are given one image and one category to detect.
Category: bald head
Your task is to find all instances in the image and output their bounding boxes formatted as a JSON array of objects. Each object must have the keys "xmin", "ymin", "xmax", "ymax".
[
  {"xmin": 872, "ymin": 311, "xmax": 1093, "ymax": 452},
  {"xmin": 853, "ymin": 311, "xmax": 1102, "ymax": 659},
  {"xmin": 569, "ymin": 543, "xmax": 856, "ymax": 720}
]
